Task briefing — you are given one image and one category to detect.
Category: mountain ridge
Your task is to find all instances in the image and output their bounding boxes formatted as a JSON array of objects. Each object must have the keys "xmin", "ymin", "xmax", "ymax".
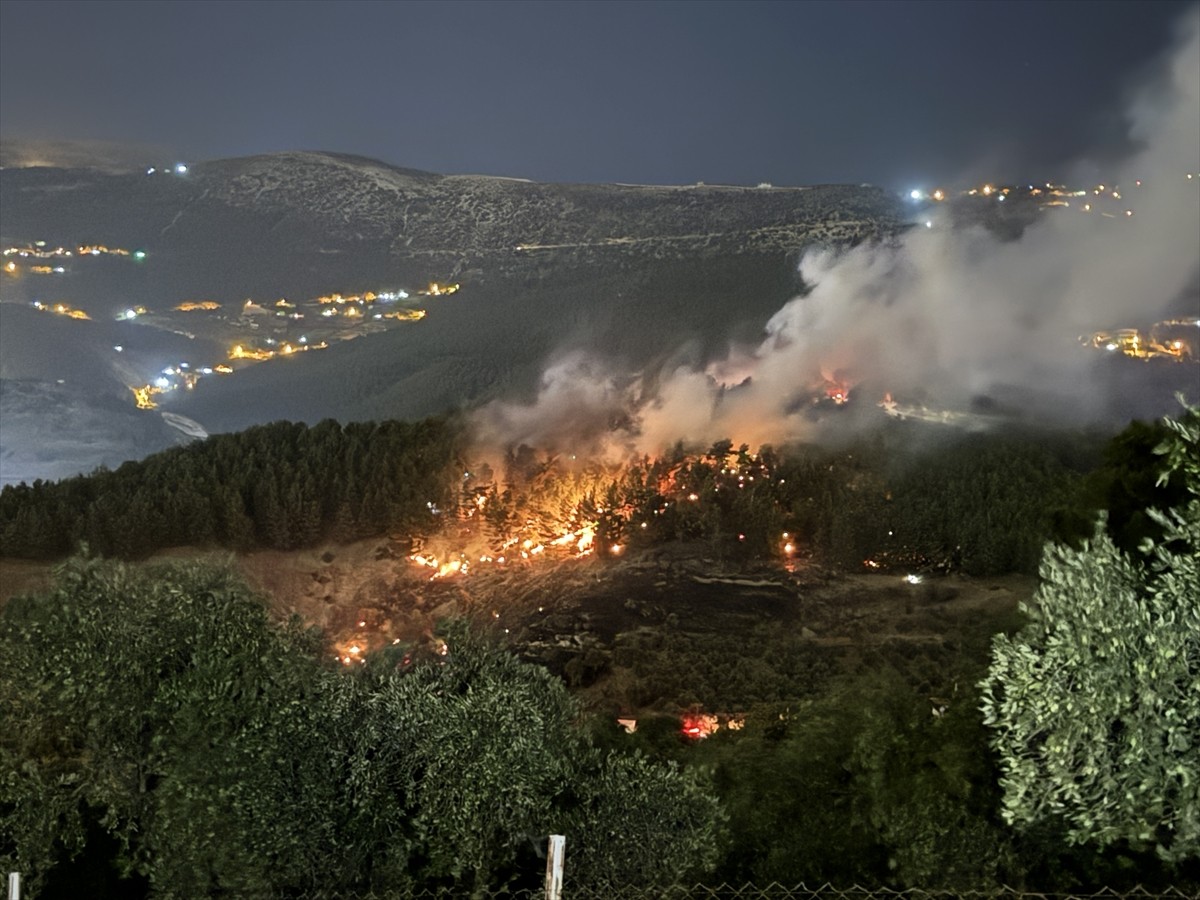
[{"xmin": 0, "ymin": 149, "xmax": 908, "ymax": 478}]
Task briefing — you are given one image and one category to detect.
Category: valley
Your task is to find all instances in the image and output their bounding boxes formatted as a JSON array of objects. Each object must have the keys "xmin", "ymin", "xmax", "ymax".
[
  {"xmin": 3, "ymin": 152, "xmax": 1195, "ymax": 490},
  {"xmin": 2, "ymin": 4, "xmax": 1197, "ymax": 893}
]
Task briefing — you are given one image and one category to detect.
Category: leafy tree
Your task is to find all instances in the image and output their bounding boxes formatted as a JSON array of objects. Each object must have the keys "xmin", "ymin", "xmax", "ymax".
[
  {"xmin": 846, "ymin": 675, "xmax": 1020, "ymax": 889},
  {"xmin": 1, "ymin": 559, "xmax": 722, "ymax": 896},
  {"xmin": 372, "ymin": 625, "xmax": 580, "ymax": 893},
  {"xmin": 0, "ymin": 555, "xmax": 338, "ymax": 896},
  {"xmin": 981, "ymin": 401, "xmax": 1200, "ymax": 863},
  {"xmin": 565, "ymin": 750, "xmax": 723, "ymax": 891},
  {"xmin": 697, "ymin": 673, "xmax": 1021, "ymax": 890},
  {"xmin": 702, "ymin": 705, "xmax": 886, "ymax": 885}
]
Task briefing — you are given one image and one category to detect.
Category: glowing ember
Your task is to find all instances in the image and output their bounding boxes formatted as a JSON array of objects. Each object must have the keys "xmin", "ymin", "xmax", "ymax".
[
  {"xmin": 403, "ymin": 442, "xmax": 807, "ymax": 581},
  {"xmin": 681, "ymin": 713, "xmax": 719, "ymax": 740}
]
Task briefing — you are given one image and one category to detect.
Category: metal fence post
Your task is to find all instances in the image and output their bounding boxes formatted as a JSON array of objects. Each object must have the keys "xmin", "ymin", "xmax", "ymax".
[
  {"xmin": 7, "ymin": 872, "xmax": 19, "ymax": 900},
  {"xmin": 544, "ymin": 834, "xmax": 565, "ymax": 900}
]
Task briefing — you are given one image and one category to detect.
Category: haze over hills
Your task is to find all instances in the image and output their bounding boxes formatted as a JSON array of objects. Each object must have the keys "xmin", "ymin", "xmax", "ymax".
[
  {"xmin": 0, "ymin": 150, "xmax": 906, "ymax": 485},
  {"xmin": 3, "ymin": 140, "xmax": 1197, "ymax": 489}
]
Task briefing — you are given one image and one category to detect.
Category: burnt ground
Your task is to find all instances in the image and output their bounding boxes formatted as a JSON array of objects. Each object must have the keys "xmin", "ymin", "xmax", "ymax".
[
  {"xmin": 0, "ymin": 538, "xmax": 1033, "ymax": 715},
  {"xmin": 225, "ymin": 537, "xmax": 1034, "ymax": 714}
]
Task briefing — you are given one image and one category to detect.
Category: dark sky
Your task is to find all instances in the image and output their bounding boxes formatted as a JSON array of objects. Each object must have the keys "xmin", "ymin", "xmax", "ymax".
[{"xmin": 0, "ymin": 0, "xmax": 1193, "ymax": 188}]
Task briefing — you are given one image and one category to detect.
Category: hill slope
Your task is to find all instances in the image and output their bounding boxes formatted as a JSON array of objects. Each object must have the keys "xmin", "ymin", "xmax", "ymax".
[{"xmin": 0, "ymin": 151, "xmax": 906, "ymax": 479}]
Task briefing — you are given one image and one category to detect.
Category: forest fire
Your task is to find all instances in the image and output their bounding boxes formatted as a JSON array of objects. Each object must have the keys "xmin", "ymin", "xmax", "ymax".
[
  {"xmin": 405, "ymin": 441, "xmax": 796, "ymax": 581},
  {"xmin": 825, "ymin": 384, "xmax": 849, "ymax": 405},
  {"xmin": 681, "ymin": 712, "xmax": 744, "ymax": 739},
  {"xmin": 819, "ymin": 370, "xmax": 854, "ymax": 405},
  {"xmin": 408, "ymin": 522, "xmax": 599, "ymax": 581}
]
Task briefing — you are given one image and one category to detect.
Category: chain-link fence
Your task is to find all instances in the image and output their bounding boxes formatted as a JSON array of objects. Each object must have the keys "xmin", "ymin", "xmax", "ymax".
[{"xmin": 292, "ymin": 884, "xmax": 1195, "ymax": 900}]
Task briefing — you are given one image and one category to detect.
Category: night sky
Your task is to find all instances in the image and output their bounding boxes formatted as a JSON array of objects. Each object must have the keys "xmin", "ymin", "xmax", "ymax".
[{"xmin": 0, "ymin": 0, "xmax": 1194, "ymax": 188}]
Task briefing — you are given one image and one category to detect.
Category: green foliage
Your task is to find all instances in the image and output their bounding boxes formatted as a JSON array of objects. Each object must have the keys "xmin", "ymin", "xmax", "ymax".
[
  {"xmin": 2, "ymin": 414, "xmax": 1092, "ymax": 580},
  {"xmin": 0, "ymin": 559, "xmax": 721, "ymax": 895},
  {"xmin": 872, "ymin": 430, "xmax": 1085, "ymax": 575},
  {"xmin": 0, "ymin": 554, "xmax": 335, "ymax": 896},
  {"xmin": 845, "ymin": 676, "xmax": 1019, "ymax": 889},
  {"xmin": 694, "ymin": 672, "xmax": 1017, "ymax": 890},
  {"xmin": 565, "ymin": 750, "xmax": 724, "ymax": 891},
  {"xmin": 0, "ymin": 416, "xmax": 465, "ymax": 560},
  {"xmin": 1059, "ymin": 418, "xmax": 1193, "ymax": 554},
  {"xmin": 981, "ymin": 401, "xmax": 1200, "ymax": 864},
  {"xmin": 372, "ymin": 625, "xmax": 580, "ymax": 891}
]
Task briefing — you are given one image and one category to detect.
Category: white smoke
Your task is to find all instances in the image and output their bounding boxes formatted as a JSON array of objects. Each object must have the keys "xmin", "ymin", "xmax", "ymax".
[{"xmin": 477, "ymin": 5, "xmax": 1200, "ymax": 456}]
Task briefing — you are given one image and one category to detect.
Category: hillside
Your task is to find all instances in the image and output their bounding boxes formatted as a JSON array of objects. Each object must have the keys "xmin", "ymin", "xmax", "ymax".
[
  {"xmin": 0, "ymin": 152, "xmax": 906, "ymax": 483},
  {"xmin": 0, "ymin": 151, "xmax": 903, "ymax": 301},
  {"xmin": 0, "ymin": 537, "xmax": 1031, "ymax": 719},
  {"xmin": 245, "ymin": 539, "xmax": 1030, "ymax": 714}
]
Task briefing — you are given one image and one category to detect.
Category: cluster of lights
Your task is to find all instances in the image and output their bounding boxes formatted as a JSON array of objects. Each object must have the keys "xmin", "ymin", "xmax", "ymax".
[
  {"xmin": 117, "ymin": 282, "xmax": 440, "ymax": 410},
  {"xmin": 30, "ymin": 300, "xmax": 90, "ymax": 320},
  {"xmin": 129, "ymin": 358, "xmax": 236, "ymax": 409},
  {"xmin": 3, "ymin": 242, "xmax": 145, "ymax": 276},
  {"xmin": 1082, "ymin": 317, "xmax": 1199, "ymax": 363},
  {"xmin": 907, "ymin": 176, "xmax": 1200, "ymax": 221},
  {"xmin": 418, "ymin": 282, "xmax": 460, "ymax": 296},
  {"xmin": 21, "ymin": 266, "xmax": 447, "ymax": 410}
]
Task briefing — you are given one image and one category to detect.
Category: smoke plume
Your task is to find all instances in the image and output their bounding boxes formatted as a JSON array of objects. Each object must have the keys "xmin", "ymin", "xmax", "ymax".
[{"xmin": 477, "ymin": 6, "xmax": 1200, "ymax": 456}]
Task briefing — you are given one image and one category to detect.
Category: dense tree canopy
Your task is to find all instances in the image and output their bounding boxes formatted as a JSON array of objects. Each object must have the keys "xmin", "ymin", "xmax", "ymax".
[
  {"xmin": 0, "ymin": 558, "xmax": 721, "ymax": 897},
  {"xmin": 0, "ymin": 417, "xmax": 465, "ymax": 559},
  {"xmin": 982, "ymin": 401, "xmax": 1200, "ymax": 864},
  {"xmin": 9, "ymin": 408, "xmax": 1195, "ymax": 893},
  {"xmin": 1, "ymin": 414, "xmax": 1091, "ymax": 579}
]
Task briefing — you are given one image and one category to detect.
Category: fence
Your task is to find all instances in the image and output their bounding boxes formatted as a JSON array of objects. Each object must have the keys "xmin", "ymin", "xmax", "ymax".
[
  {"xmin": 9, "ymin": 874, "xmax": 1193, "ymax": 900},
  {"xmin": 287, "ymin": 886, "xmax": 1195, "ymax": 900}
]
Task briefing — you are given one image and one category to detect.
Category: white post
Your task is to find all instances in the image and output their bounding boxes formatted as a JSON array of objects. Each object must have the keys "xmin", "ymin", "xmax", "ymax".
[
  {"xmin": 544, "ymin": 834, "xmax": 565, "ymax": 900},
  {"xmin": 7, "ymin": 872, "xmax": 19, "ymax": 900}
]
